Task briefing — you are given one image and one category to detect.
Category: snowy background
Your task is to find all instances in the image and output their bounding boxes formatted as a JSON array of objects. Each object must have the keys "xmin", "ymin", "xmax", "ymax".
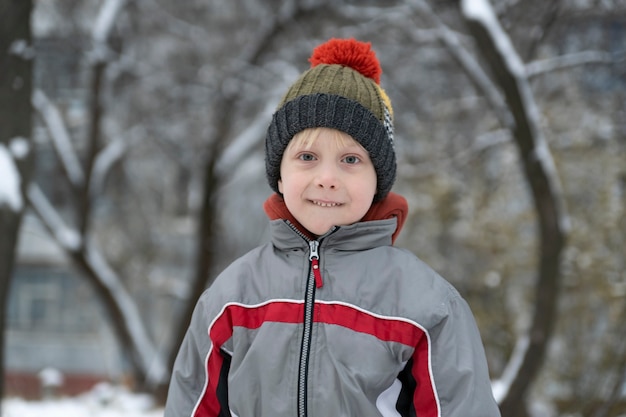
[
  {"xmin": 3, "ymin": 383, "xmax": 163, "ymax": 417},
  {"xmin": 2, "ymin": 0, "xmax": 625, "ymax": 415}
]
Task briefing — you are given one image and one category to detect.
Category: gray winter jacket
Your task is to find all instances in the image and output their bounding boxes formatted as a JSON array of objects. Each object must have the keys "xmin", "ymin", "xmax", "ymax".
[{"xmin": 165, "ymin": 218, "xmax": 501, "ymax": 417}]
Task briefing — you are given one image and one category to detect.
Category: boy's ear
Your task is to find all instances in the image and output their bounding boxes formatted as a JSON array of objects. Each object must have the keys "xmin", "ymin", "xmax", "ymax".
[{"xmin": 277, "ymin": 179, "xmax": 283, "ymax": 194}]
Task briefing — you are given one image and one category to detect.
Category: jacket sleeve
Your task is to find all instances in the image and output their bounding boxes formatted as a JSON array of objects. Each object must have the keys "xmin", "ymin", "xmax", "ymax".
[
  {"xmin": 406, "ymin": 287, "xmax": 501, "ymax": 417},
  {"xmin": 164, "ymin": 293, "xmax": 232, "ymax": 417}
]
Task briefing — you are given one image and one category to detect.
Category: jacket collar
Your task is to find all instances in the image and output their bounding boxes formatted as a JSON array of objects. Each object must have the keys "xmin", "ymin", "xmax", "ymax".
[
  {"xmin": 263, "ymin": 192, "xmax": 408, "ymax": 246},
  {"xmin": 268, "ymin": 217, "xmax": 400, "ymax": 253}
]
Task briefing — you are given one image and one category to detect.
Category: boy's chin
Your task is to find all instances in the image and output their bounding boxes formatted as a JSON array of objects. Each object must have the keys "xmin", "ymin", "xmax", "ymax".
[
  {"xmin": 304, "ymin": 223, "xmax": 336, "ymax": 236},
  {"xmin": 305, "ymin": 221, "xmax": 357, "ymax": 236},
  {"xmin": 308, "ymin": 227, "xmax": 333, "ymax": 237}
]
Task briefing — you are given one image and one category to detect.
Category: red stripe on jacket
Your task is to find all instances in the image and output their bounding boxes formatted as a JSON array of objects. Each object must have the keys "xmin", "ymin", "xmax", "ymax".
[{"xmin": 193, "ymin": 300, "xmax": 439, "ymax": 417}]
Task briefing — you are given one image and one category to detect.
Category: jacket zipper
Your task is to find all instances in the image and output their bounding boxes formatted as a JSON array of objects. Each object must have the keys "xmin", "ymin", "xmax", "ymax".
[
  {"xmin": 298, "ymin": 240, "xmax": 319, "ymax": 417},
  {"xmin": 309, "ymin": 240, "xmax": 323, "ymax": 288},
  {"xmin": 285, "ymin": 221, "xmax": 335, "ymax": 417}
]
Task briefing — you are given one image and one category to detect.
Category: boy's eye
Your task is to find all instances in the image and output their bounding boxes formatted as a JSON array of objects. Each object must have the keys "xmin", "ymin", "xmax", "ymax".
[
  {"xmin": 343, "ymin": 155, "xmax": 361, "ymax": 164},
  {"xmin": 298, "ymin": 153, "xmax": 316, "ymax": 161}
]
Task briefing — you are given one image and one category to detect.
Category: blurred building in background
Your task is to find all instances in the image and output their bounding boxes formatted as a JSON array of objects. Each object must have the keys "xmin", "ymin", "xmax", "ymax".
[{"xmin": 6, "ymin": 215, "xmax": 123, "ymax": 399}]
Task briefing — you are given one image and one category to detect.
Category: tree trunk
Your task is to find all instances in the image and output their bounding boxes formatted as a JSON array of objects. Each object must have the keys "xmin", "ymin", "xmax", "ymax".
[
  {"xmin": 0, "ymin": 0, "xmax": 34, "ymax": 405},
  {"xmin": 460, "ymin": 1, "xmax": 568, "ymax": 415}
]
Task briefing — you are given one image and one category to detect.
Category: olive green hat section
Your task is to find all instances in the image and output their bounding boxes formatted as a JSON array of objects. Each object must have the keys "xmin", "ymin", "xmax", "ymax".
[{"xmin": 279, "ymin": 64, "xmax": 387, "ymax": 124}]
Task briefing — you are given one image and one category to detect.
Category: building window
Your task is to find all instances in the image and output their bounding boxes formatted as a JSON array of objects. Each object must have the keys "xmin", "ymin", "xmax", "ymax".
[{"xmin": 8, "ymin": 265, "xmax": 96, "ymax": 334}]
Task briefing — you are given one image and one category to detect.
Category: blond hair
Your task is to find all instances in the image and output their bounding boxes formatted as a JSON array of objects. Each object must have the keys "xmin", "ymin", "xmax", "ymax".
[{"xmin": 286, "ymin": 127, "xmax": 367, "ymax": 153}]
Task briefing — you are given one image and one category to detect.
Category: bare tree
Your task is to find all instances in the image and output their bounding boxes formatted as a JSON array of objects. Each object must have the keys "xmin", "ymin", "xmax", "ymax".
[
  {"xmin": 28, "ymin": 0, "xmax": 169, "ymax": 392},
  {"xmin": 408, "ymin": 0, "xmax": 569, "ymax": 413},
  {"xmin": 406, "ymin": 0, "xmax": 624, "ymax": 414},
  {"xmin": 0, "ymin": 0, "xmax": 34, "ymax": 406},
  {"xmin": 459, "ymin": 2, "xmax": 568, "ymax": 415}
]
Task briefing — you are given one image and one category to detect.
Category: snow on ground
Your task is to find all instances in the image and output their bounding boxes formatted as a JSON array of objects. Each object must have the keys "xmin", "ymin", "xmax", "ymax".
[{"xmin": 3, "ymin": 383, "xmax": 164, "ymax": 417}]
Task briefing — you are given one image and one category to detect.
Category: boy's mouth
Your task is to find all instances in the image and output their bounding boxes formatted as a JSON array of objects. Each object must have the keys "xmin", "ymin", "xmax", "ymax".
[{"xmin": 311, "ymin": 200, "xmax": 342, "ymax": 208}]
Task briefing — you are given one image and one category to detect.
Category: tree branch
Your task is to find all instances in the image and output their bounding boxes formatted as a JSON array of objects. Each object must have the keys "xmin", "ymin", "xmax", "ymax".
[
  {"xmin": 32, "ymin": 89, "xmax": 85, "ymax": 189},
  {"xmin": 526, "ymin": 50, "xmax": 617, "ymax": 78},
  {"xmin": 459, "ymin": 0, "xmax": 569, "ymax": 414},
  {"xmin": 89, "ymin": 131, "xmax": 136, "ymax": 202},
  {"xmin": 26, "ymin": 183, "xmax": 168, "ymax": 387},
  {"xmin": 28, "ymin": 0, "xmax": 169, "ymax": 392},
  {"xmin": 408, "ymin": 0, "xmax": 515, "ymax": 130}
]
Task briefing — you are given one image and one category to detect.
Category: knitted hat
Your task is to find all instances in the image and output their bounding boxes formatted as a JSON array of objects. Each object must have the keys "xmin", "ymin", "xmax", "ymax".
[{"xmin": 265, "ymin": 38, "xmax": 396, "ymax": 202}]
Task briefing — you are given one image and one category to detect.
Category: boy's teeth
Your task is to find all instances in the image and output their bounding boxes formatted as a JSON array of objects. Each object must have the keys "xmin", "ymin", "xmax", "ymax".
[{"xmin": 314, "ymin": 201, "xmax": 338, "ymax": 207}]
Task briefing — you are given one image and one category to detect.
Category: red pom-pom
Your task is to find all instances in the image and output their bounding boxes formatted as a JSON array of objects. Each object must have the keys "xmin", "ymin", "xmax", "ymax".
[{"xmin": 309, "ymin": 38, "xmax": 382, "ymax": 84}]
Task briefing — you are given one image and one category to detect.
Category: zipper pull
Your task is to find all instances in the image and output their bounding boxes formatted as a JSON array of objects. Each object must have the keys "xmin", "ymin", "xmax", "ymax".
[{"xmin": 309, "ymin": 240, "xmax": 323, "ymax": 288}]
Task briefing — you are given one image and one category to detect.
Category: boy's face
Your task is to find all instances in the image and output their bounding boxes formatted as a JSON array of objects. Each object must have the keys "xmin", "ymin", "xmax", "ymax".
[{"xmin": 278, "ymin": 128, "xmax": 377, "ymax": 236}]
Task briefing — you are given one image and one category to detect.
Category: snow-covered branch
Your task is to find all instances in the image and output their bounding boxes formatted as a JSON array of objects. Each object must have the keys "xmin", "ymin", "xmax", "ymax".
[
  {"xmin": 526, "ymin": 50, "xmax": 615, "ymax": 78},
  {"xmin": 138, "ymin": 0, "xmax": 211, "ymax": 41},
  {"xmin": 84, "ymin": 240, "xmax": 169, "ymax": 385},
  {"xmin": 27, "ymin": 184, "xmax": 82, "ymax": 251},
  {"xmin": 460, "ymin": 0, "xmax": 569, "ymax": 232},
  {"xmin": 93, "ymin": 0, "xmax": 126, "ymax": 43},
  {"xmin": 32, "ymin": 89, "xmax": 86, "ymax": 188},
  {"xmin": 29, "ymin": 0, "xmax": 170, "ymax": 391},
  {"xmin": 26, "ymin": 182, "xmax": 169, "ymax": 387},
  {"xmin": 90, "ymin": 0, "xmax": 126, "ymax": 63},
  {"xmin": 89, "ymin": 133, "xmax": 134, "ymax": 201},
  {"xmin": 0, "ymin": 142, "xmax": 25, "ymax": 212},
  {"xmin": 460, "ymin": 0, "xmax": 570, "ymax": 412},
  {"xmin": 215, "ymin": 101, "xmax": 276, "ymax": 178},
  {"xmin": 408, "ymin": 0, "xmax": 514, "ymax": 130},
  {"xmin": 339, "ymin": 3, "xmax": 412, "ymax": 21},
  {"xmin": 9, "ymin": 39, "xmax": 35, "ymax": 61},
  {"xmin": 401, "ymin": 129, "xmax": 511, "ymax": 179},
  {"xmin": 491, "ymin": 336, "xmax": 529, "ymax": 403}
]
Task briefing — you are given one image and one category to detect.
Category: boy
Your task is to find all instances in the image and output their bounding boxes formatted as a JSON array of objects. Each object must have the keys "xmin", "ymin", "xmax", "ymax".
[{"xmin": 165, "ymin": 38, "xmax": 501, "ymax": 417}]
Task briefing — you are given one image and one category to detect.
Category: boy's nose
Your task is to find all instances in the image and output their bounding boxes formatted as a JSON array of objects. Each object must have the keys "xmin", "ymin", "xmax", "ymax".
[{"xmin": 315, "ymin": 164, "xmax": 339, "ymax": 189}]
